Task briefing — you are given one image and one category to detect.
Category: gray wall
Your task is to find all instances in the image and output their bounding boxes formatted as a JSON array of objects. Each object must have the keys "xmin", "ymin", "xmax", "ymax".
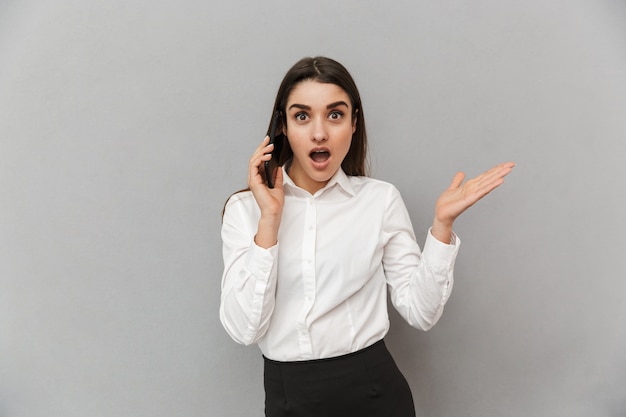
[{"xmin": 1, "ymin": 0, "xmax": 625, "ymax": 416}]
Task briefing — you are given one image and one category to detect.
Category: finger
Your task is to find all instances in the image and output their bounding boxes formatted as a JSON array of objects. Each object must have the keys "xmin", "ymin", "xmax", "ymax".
[
  {"xmin": 481, "ymin": 162, "xmax": 516, "ymax": 181},
  {"xmin": 249, "ymin": 151, "xmax": 272, "ymax": 176},
  {"xmin": 478, "ymin": 165, "xmax": 514, "ymax": 194},
  {"xmin": 257, "ymin": 135, "xmax": 270, "ymax": 151},
  {"xmin": 250, "ymin": 136, "xmax": 276, "ymax": 168},
  {"xmin": 466, "ymin": 162, "xmax": 515, "ymax": 192},
  {"xmin": 448, "ymin": 172, "xmax": 465, "ymax": 190},
  {"xmin": 249, "ymin": 152, "xmax": 273, "ymax": 188},
  {"xmin": 250, "ymin": 137, "xmax": 273, "ymax": 162},
  {"xmin": 272, "ymin": 165, "xmax": 284, "ymax": 190},
  {"xmin": 467, "ymin": 167, "xmax": 512, "ymax": 201},
  {"xmin": 474, "ymin": 177, "xmax": 505, "ymax": 198}
]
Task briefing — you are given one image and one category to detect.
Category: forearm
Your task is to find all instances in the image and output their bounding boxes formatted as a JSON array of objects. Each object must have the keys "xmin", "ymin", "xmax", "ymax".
[
  {"xmin": 430, "ymin": 217, "xmax": 454, "ymax": 245},
  {"xmin": 386, "ymin": 227, "xmax": 460, "ymax": 331},
  {"xmin": 220, "ymin": 243, "xmax": 278, "ymax": 345},
  {"xmin": 407, "ymin": 253, "xmax": 455, "ymax": 330},
  {"xmin": 254, "ymin": 214, "xmax": 281, "ymax": 248}
]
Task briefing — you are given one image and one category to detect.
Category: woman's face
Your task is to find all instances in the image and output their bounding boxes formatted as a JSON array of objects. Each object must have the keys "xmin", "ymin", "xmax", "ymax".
[{"xmin": 283, "ymin": 80, "xmax": 356, "ymax": 194}]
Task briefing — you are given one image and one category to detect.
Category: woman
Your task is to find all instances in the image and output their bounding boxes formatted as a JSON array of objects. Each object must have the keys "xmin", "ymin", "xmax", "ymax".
[{"xmin": 220, "ymin": 56, "xmax": 515, "ymax": 416}]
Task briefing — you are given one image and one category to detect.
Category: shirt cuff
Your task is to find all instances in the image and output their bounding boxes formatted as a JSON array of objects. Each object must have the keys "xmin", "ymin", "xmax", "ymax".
[{"xmin": 423, "ymin": 228, "xmax": 460, "ymax": 268}]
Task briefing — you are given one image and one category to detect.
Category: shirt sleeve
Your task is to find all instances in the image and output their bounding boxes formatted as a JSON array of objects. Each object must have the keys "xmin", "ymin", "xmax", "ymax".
[
  {"xmin": 219, "ymin": 195, "xmax": 278, "ymax": 345},
  {"xmin": 381, "ymin": 186, "xmax": 460, "ymax": 331}
]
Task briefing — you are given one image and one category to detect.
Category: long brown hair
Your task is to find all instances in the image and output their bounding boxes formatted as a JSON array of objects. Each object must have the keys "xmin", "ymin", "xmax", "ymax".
[{"xmin": 269, "ymin": 56, "xmax": 368, "ymax": 176}]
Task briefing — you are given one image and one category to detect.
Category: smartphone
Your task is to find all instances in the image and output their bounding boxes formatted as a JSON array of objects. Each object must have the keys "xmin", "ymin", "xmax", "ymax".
[{"xmin": 264, "ymin": 111, "xmax": 281, "ymax": 188}]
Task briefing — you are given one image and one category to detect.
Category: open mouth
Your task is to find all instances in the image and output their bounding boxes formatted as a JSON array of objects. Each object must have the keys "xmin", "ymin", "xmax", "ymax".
[{"xmin": 310, "ymin": 149, "xmax": 330, "ymax": 163}]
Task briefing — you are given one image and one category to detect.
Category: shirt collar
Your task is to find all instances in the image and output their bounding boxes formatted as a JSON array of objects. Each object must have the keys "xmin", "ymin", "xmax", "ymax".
[{"xmin": 282, "ymin": 166, "xmax": 356, "ymax": 197}]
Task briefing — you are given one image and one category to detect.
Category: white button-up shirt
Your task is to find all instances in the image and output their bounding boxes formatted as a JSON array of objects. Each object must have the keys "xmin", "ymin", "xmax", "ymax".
[{"xmin": 220, "ymin": 168, "xmax": 460, "ymax": 361}]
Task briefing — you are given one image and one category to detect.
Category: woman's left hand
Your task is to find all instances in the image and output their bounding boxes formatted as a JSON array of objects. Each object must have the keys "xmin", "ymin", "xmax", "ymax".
[{"xmin": 431, "ymin": 162, "xmax": 516, "ymax": 243}]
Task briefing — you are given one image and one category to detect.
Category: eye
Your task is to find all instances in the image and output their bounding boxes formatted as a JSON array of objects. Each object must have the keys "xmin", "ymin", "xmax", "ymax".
[
  {"xmin": 329, "ymin": 110, "xmax": 343, "ymax": 120},
  {"xmin": 295, "ymin": 112, "xmax": 308, "ymax": 122}
]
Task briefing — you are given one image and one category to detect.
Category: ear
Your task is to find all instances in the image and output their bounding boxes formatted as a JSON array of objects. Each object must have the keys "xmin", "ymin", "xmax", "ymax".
[
  {"xmin": 352, "ymin": 108, "xmax": 358, "ymax": 134},
  {"xmin": 276, "ymin": 110, "xmax": 287, "ymax": 137}
]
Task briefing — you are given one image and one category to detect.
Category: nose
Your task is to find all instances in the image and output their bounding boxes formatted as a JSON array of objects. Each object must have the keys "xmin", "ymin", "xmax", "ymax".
[{"xmin": 311, "ymin": 118, "xmax": 327, "ymax": 142}]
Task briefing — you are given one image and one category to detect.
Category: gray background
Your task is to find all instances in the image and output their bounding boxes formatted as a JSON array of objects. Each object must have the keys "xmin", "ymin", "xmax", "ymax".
[{"xmin": 1, "ymin": 0, "xmax": 625, "ymax": 416}]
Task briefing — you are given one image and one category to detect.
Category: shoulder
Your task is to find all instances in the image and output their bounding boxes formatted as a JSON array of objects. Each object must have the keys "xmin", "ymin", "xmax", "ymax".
[
  {"xmin": 224, "ymin": 189, "xmax": 255, "ymax": 207},
  {"xmin": 346, "ymin": 176, "xmax": 408, "ymax": 216},
  {"xmin": 223, "ymin": 189, "xmax": 258, "ymax": 219},
  {"xmin": 347, "ymin": 175, "xmax": 401, "ymax": 197}
]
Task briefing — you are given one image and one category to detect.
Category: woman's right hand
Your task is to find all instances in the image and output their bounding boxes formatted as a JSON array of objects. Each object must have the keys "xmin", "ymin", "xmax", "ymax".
[{"xmin": 248, "ymin": 136, "xmax": 284, "ymax": 248}]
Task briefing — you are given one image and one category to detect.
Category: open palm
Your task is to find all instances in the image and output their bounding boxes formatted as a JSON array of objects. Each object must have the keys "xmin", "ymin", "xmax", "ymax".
[{"xmin": 435, "ymin": 162, "xmax": 516, "ymax": 225}]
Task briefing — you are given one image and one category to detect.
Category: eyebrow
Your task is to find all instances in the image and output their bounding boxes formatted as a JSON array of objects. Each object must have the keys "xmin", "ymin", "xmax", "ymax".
[{"xmin": 288, "ymin": 101, "xmax": 350, "ymax": 111}]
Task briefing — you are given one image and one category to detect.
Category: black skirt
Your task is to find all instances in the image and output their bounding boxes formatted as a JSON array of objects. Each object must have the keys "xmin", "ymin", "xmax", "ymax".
[{"xmin": 263, "ymin": 340, "xmax": 416, "ymax": 417}]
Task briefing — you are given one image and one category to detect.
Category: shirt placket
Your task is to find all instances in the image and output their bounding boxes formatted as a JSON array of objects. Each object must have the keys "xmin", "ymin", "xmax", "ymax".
[{"xmin": 297, "ymin": 197, "xmax": 317, "ymax": 358}]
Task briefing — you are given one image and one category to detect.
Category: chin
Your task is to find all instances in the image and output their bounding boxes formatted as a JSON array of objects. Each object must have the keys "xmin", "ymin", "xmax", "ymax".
[{"xmin": 311, "ymin": 169, "xmax": 337, "ymax": 183}]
